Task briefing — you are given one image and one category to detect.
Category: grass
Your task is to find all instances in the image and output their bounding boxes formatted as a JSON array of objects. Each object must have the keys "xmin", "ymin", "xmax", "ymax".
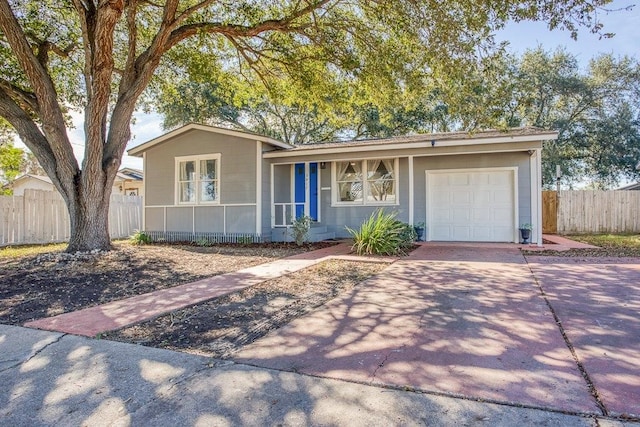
[
  {"xmin": 568, "ymin": 234, "xmax": 640, "ymax": 249},
  {"xmin": 0, "ymin": 239, "xmax": 131, "ymax": 259},
  {"xmin": 0, "ymin": 242, "xmax": 67, "ymax": 258}
]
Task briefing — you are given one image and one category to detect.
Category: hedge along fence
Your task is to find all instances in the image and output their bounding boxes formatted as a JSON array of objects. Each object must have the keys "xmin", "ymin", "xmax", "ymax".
[
  {"xmin": 556, "ymin": 190, "xmax": 640, "ymax": 234},
  {"xmin": 0, "ymin": 189, "xmax": 142, "ymax": 246}
]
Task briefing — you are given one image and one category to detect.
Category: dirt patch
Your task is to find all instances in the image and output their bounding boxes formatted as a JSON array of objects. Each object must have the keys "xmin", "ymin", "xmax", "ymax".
[
  {"xmin": 523, "ymin": 247, "xmax": 640, "ymax": 258},
  {"xmin": 0, "ymin": 242, "xmax": 335, "ymax": 325},
  {"xmin": 104, "ymin": 259, "xmax": 388, "ymax": 358}
]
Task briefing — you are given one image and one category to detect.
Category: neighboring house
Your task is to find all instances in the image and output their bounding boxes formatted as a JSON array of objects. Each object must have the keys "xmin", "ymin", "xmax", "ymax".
[
  {"xmin": 114, "ymin": 168, "xmax": 145, "ymax": 197},
  {"xmin": 7, "ymin": 169, "xmax": 144, "ymax": 197},
  {"xmin": 617, "ymin": 182, "xmax": 640, "ymax": 191},
  {"xmin": 128, "ymin": 123, "xmax": 557, "ymax": 245},
  {"xmin": 9, "ymin": 174, "xmax": 56, "ymax": 196}
]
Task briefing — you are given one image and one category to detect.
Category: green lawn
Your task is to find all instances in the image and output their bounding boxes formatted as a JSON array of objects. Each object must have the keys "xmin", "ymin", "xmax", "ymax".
[{"xmin": 569, "ymin": 234, "xmax": 640, "ymax": 249}]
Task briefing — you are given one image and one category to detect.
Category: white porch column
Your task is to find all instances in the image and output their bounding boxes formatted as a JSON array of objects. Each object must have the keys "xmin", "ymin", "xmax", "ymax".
[{"xmin": 530, "ymin": 148, "xmax": 543, "ymax": 246}]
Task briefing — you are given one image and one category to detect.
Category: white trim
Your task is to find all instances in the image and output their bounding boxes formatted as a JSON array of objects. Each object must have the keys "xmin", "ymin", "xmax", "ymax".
[
  {"xmin": 270, "ymin": 163, "xmax": 275, "ymax": 228},
  {"xmin": 174, "ymin": 153, "xmax": 221, "ymax": 205},
  {"xmin": 146, "ymin": 203, "xmax": 256, "ymax": 208},
  {"xmin": 425, "ymin": 167, "xmax": 519, "ymax": 243},
  {"xmin": 316, "ymin": 162, "xmax": 322, "ymax": 222},
  {"xmin": 192, "ymin": 206, "xmax": 195, "ymax": 234},
  {"xmin": 142, "ymin": 152, "xmax": 147, "ymax": 231},
  {"xmin": 408, "ymin": 155, "xmax": 414, "ymax": 225},
  {"xmin": 128, "ymin": 123, "xmax": 292, "ymax": 156},
  {"xmin": 256, "ymin": 141, "xmax": 262, "ymax": 235},
  {"xmin": 305, "ymin": 163, "xmax": 310, "ymax": 217},
  {"xmin": 529, "ymin": 151, "xmax": 537, "ymax": 244},
  {"xmin": 263, "ymin": 134, "xmax": 556, "ymax": 159},
  {"xmin": 535, "ymin": 148, "xmax": 543, "ymax": 246}
]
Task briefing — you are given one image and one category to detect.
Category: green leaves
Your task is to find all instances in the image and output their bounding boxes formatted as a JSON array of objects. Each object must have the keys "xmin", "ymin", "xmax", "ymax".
[{"xmin": 346, "ymin": 210, "xmax": 415, "ymax": 256}]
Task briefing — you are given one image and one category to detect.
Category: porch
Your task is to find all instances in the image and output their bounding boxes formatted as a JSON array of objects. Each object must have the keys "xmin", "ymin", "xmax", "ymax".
[{"xmin": 270, "ymin": 162, "xmax": 335, "ymax": 242}]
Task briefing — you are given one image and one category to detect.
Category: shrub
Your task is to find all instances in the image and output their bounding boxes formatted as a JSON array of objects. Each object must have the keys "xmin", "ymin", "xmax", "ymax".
[
  {"xmin": 130, "ymin": 230, "xmax": 151, "ymax": 245},
  {"xmin": 346, "ymin": 210, "xmax": 414, "ymax": 255},
  {"xmin": 290, "ymin": 215, "xmax": 312, "ymax": 246}
]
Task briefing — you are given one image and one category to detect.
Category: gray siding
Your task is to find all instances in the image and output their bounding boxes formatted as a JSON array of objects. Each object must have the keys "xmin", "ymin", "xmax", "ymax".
[
  {"xmin": 144, "ymin": 129, "xmax": 258, "ymax": 206},
  {"xmin": 261, "ymin": 152, "xmax": 272, "ymax": 238},
  {"xmin": 143, "ymin": 129, "xmax": 259, "ymax": 234}
]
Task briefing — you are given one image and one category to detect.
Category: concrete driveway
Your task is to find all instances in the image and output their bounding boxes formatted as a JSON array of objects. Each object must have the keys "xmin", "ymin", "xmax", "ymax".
[{"xmin": 235, "ymin": 244, "xmax": 640, "ymax": 419}]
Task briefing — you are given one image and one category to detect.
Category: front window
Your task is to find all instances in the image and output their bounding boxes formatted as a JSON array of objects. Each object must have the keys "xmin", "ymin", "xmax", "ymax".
[
  {"xmin": 335, "ymin": 159, "xmax": 397, "ymax": 205},
  {"xmin": 176, "ymin": 155, "xmax": 219, "ymax": 204}
]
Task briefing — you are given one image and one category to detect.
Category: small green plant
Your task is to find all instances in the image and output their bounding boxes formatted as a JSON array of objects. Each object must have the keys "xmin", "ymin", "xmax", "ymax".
[
  {"xmin": 519, "ymin": 223, "xmax": 533, "ymax": 230},
  {"xmin": 237, "ymin": 235, "xmax": 254, "ymax": 244},
  {"xmin": 290, "ymin": 215, "xmax": 312, "ymax": 246},
  {"xmin": 130, "ymin": 230, "xmax": 151, "ymax": 245},
  {"xmin": 193, "ymin": 237, "xmax": 213, "ymax": 247},
  {"xmin": 346, "ymin": 209, "xmax": 414, "ymax": 255}
]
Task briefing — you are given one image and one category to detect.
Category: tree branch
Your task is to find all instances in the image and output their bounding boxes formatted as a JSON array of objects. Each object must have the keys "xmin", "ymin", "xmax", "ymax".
[
  {"xmin": 0, "ymin": 86, "xmax": 76, "ymax": 199},
  {"xmin": 0, "ymin": 79, "xmax": 39, "ymax": 113},
  {"xmin": 0, "ymin": 0, "xmax": 76, "ymax": 179}
]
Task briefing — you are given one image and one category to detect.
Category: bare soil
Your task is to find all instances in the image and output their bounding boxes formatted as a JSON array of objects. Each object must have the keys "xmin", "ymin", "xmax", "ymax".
[
  {"xmin": 0, "ymin": 242, "xmax": 336, "ymax": 325},
  {"xmin": 104, "ymin": 259, "xmax": 388, "ymax": 358},
  {"xmin": 1, "ymin": 241, "xmax": 389, "ymax": 359}
]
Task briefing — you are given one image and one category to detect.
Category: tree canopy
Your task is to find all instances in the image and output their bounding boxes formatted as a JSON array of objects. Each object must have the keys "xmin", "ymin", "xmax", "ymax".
[{"xmin": 0, "ymin": 0, "xmax": 618, "ymax": 251}]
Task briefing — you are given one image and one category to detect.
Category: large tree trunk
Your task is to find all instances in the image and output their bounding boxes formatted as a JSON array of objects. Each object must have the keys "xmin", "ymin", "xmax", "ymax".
[
  {"xmin": 66, "ymin": 190, "xmax": 112, "ymax": 252},
  {"xmin": 65, "ymin": 165, "xmax": 116, "ymax": 252}
]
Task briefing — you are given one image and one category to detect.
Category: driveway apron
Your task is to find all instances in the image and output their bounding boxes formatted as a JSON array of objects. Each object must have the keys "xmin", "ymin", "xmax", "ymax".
[
  {"xmin": 527, "ymin": 256, "xmax": 640, "ymax": 417},
  {"xmin": 235, "ymin": 245, "xmax": 598, "ymax": 414}
]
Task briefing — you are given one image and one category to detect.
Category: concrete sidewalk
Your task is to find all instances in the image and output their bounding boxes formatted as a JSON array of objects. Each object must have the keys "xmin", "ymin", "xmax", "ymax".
[
  {"xmin": 0, "ymin": 324, "xmax": 624, "ymax": 426},
  {"xmin": 25, "ymin": 242, "xmax": 356, "ymax": 337}
]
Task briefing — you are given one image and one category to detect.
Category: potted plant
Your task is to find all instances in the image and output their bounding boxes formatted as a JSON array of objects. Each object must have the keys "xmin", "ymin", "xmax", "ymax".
[
  {"xmin": 413, "ymin": 222, "xmax": 425, "ymax": 241},
  {"xmin": 519, "ymin": 223, "xmax": 533, "ymax": 244}
]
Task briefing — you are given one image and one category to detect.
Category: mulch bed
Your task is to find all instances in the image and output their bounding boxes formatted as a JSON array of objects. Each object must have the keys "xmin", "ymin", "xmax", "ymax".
[
  {"xmin": 522, "ymin": 247, "xmax": 640, "ymax": 257},
  {"xmin": 104, "ymin": 259, "xmax": 388, "ymax": 358},
  {"xmin": 0, "ymin": 242, "xmax": 336, "ymax": 325}
]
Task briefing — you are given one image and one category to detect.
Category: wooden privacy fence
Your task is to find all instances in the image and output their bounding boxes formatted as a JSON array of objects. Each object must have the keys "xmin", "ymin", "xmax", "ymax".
[
  {"xmin": 0, "ymin": 189, "xmax": 142, "ymax": 246},
  {"xmin": 543, "ymin": 190, "xmax": 640, "ymax": 234}
]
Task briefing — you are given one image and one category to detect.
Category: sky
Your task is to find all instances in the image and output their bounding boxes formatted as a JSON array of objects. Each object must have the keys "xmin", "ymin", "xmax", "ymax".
[{"xmin": 13, "ymin": 1, "xmax": 640, "ymax": 171}]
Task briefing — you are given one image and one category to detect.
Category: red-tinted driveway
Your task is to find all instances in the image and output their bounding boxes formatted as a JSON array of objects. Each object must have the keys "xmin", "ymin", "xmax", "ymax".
[
  {"xmin": 235, "ymin": 245, "xmax": 612, "ymax": 415},
  {"xmin": 527, "ymin": 256, "xmax": 640, "ymax": 417}
]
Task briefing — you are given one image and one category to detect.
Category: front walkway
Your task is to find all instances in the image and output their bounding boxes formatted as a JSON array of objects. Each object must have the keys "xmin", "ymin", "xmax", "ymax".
[{"xmin": 24, "ymin": 242, "xmax": 359, "ymax": 337}]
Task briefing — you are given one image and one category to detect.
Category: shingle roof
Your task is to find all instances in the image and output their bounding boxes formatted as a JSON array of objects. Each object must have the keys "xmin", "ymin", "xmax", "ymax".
[{"xmin": 289, "ymin": 126, "xmax": 556, "ymax": 151}]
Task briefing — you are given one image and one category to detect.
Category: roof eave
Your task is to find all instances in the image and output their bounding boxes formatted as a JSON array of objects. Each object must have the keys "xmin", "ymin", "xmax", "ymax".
[
  {"xmin": 127, "ymin": 123, "xmax": 293, "ymax": 157},
  {"xmin": 263, "ymin": 132, "xmax": 557, "ymax": 159}
]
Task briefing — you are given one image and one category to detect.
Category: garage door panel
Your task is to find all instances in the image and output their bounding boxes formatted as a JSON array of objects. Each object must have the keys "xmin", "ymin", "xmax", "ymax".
[
  {"xmin": 493, "ymin": 208, "xmax": 513, "ymax": 222},
  {"xmin": 452, "ymin": 208, "xmax": 471, "ymax": 222},
  {"xmin": 452, "ymin": 192, "xmax": 471, "ymax": 204},
  {"xmin": 493, "ymin": 191, "xmax": 512, "ymax": 204},
  {"xmin": 452, "ymin": 226, "xmax": 472, "ymax": 240},
  {"xmin": 472, "ymin": 226, "xmax": 493, "ymax": 240},
  {"xmin": 432, "ymin": 190, "xmax": 450, "ymax": 205},
  {"xmin": 451, "ymin": 174, "xmax": 470, "ymax": 186},
  {"xmin": 428, "ymin": 169, "xmax": 515, "ymax": 242},
  {"xmin": 472, "ymin": 207, "xmax": 491, "ymax": 222},
  {"xmin": 490, "ymin": 171, "xmax": 511, "ymax": 185},
  {"xmin": 473, "ymin": 173, "xmax": 491, "ymax": 186},
  {"xmin": 431, "ymin": 226, "xmax": 452, "ymax": 240},
  {"xmin": 474, "ymin": 190, "xmax": 491, "ymax": 204}
]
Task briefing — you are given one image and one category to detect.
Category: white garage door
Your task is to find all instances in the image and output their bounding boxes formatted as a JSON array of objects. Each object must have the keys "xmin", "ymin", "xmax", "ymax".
[{"xmin": 427, "ymin": 169, "xmax": 516, "ymax": 242}]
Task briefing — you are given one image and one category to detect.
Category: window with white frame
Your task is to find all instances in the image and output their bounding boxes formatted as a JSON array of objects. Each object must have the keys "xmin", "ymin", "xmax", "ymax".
[
  {"xmin": 334, "ymin": 159, "xmax": 397, "ymax": 204},
  {"xmin": 176, "ymin": 155, "xmax": 220, "ymax": 204}
]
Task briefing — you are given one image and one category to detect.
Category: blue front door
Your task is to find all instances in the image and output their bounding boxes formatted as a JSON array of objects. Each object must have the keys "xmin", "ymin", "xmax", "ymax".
[{"xmin": 294, "ymin": 162, "xmax": 318, "ymax": 221}]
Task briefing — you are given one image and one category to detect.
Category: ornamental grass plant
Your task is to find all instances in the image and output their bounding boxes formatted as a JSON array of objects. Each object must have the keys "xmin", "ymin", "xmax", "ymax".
[{"xmin": 346, "ymin": 210, "xmax": 415, "ymax": 255}]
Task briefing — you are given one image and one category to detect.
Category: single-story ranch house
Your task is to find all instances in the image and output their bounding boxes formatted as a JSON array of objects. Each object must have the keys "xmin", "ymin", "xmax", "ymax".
[{"xmin": 128, "ymin": 124, "xmax": 557, "ymax": 245}]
